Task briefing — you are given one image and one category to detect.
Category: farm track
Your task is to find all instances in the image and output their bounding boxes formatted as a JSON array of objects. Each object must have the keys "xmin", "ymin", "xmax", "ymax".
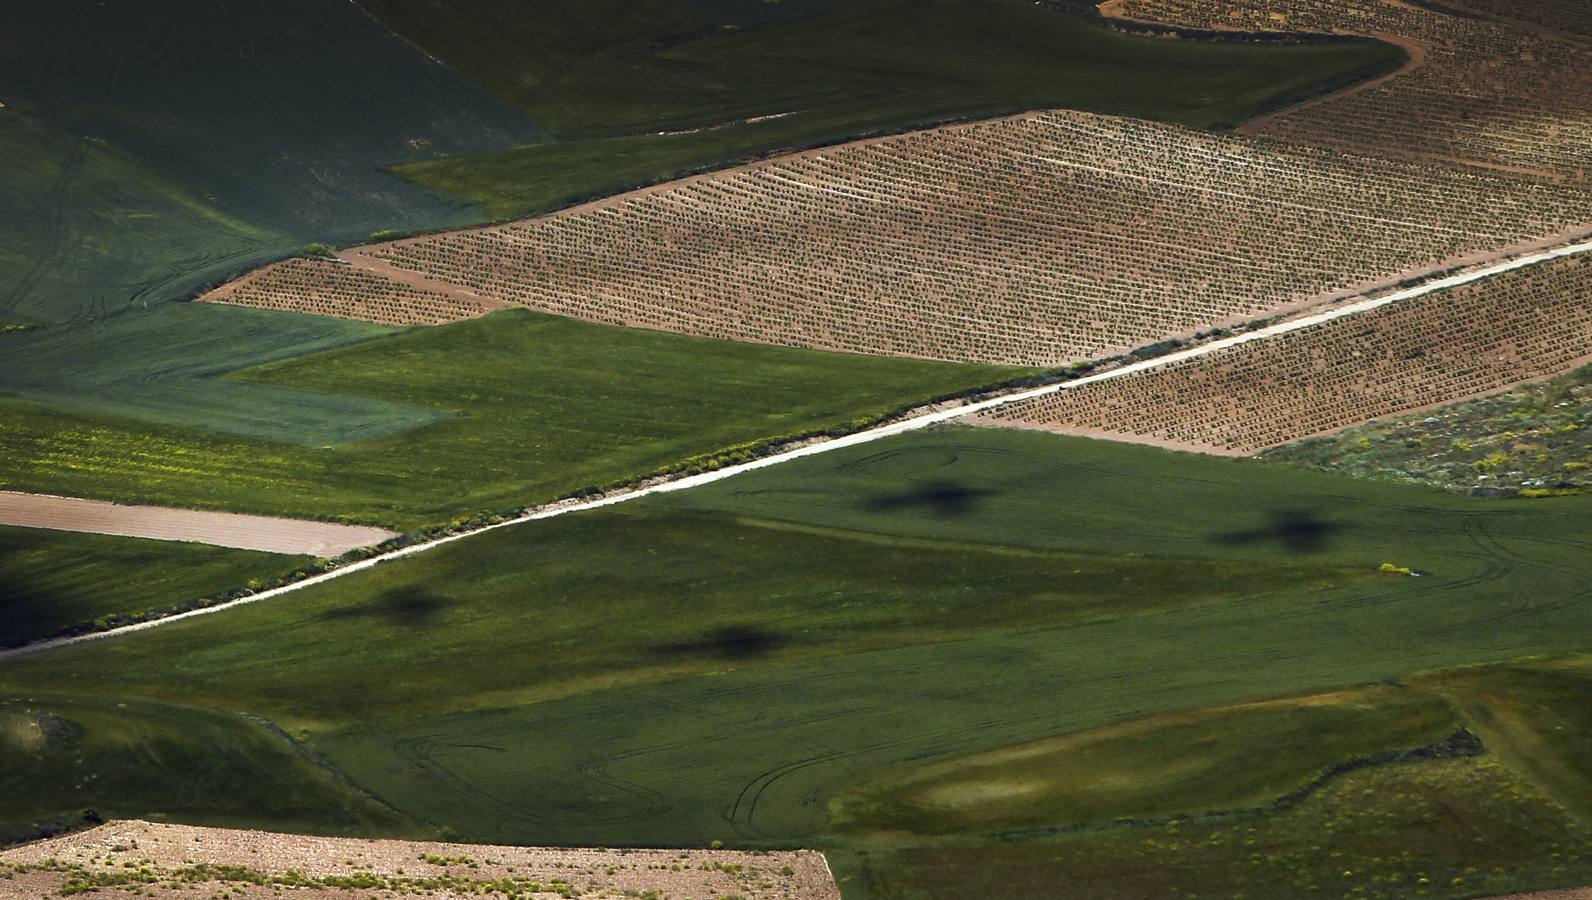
[
  {"xmin": 0, "ymin": 491, "xmax": 397, "ymax": 557},
  {"xmin": 5, "ymin": 237, "xmax": 1590, "ymax": 661}
]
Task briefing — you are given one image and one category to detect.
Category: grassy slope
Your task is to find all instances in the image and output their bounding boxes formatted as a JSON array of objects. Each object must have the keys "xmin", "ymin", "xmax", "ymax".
[
  {"xmin": 0, "ymin": 0, "xmax": 542, "ymax": 250},
  {"xmin": 0, "ymin": 309, "xmax": 1023, "ymax": 529},
  {"xmin": 0, "ymin": 526, "xmax": 308, "ymax": 648},
  {"xmin": 849, "ymin": 753, "xmax": 1591, "ymax": 900},
  {"xmin": 828, "ymin": 685, "xmax": 1459, "ymax": 837},
  {"xmin": 377, "ymin": 0, "xmax": 1406, "ymax": 218},
  {"xmin": 0, "ymin": 110, "xmax": 289, "ymax": 327},
  {"xmin": 0, "ymin": 429, "xmax": 1587, "ymax": 874},
  {"xmin": 1423, "ymin": 659, "xmax": 1592, "ymax": 824},
  {"xmin": 1265, "ymin": 364, "xmax": 1592, "ymax": 496}
]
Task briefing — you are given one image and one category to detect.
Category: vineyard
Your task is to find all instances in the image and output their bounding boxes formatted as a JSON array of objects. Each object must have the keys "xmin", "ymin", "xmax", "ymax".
[
  {"xmin": 204, "ymin": 257, "xmax": 502, "ymax": 326},
  {"xmin": 1104, "ymin": 0, "xmax": 1592, "ymax": 186},
  {"xmin": 203, "ymin": 110, "xmax": 1592, "ymax": 367},
  {"xmin": 976, "ymin": 254, "xmax": 1592, "ymax": 454}
]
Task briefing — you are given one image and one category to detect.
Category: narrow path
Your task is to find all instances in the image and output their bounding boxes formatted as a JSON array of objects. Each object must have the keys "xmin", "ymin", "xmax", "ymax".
[
  {"xmin": 0, "ymin": 491, "xmax": 398, "ymax": 557},
  {"xmin": 3, "ymin": 236, "xmax": 1590, "ymax": 661}
]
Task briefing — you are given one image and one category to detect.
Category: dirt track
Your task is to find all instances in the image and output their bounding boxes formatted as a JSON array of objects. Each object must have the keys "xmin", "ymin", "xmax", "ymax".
[
  {"xmin": 0, "ymin": 820, "xmax": 839, "ymax": 899},
  {"xmin": 0, "ymin": 491, "xmax": 396, "ymax": 557}
]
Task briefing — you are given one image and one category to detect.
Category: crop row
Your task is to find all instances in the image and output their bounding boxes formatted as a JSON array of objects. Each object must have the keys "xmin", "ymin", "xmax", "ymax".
[
  {"xmin": 977, "ymin": 254, "xmax": 1592, "ymax": 453},
  {"xmin": 202, "ymin": 257, "xmax": 488, "ymax": 326},
  {"xmin": 1109, "ymin": 0, "xmax": 1592, "ymax": 187},
  {"xmin": 261, "ymin": 110, "xmax": 1592, "ymax": 367}
]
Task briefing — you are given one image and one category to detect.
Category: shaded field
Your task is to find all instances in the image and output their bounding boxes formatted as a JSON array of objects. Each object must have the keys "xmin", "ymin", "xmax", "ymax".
[
  {"xmin": 979, "ymin": 252, "xmax": 1592, "ymax": 453},
  {"xmin": 0, "ymin": 0, "xmax": 540, "ymax": 325},
  {"xmin": 0, "ymin": 309, "xmax": 1022, "ymax": 530},
  {"xmin": 1265, "ymin": 364, "xmax": 1592, "ymax": 497},
  {"xmin": 380, "ymin": 0, "xmax": 1404, "ymax": 219},
  {"xmin": 1108, "ymin": 0, "xmax": 1592, "ymax": 187},
  {"xmin": 228, "ymin": 111, "xmax": 1592, "ymax": 367},
  {"xmin": 0, "ymin": 110, "xmax": 287, "ymax": 328},
  {"xmin": 0, "ymin": 428, "xmax": 1587, "ymax": 896},
  {"xmin": 0, "ymin": 525, "xmax": 306, "ymax": 648}
]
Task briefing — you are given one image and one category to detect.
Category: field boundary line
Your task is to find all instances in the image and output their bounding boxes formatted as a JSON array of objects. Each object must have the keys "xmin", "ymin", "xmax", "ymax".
[{"xmin": 4, "ymin": 236, "xmax": 1590, "ymax": 662}]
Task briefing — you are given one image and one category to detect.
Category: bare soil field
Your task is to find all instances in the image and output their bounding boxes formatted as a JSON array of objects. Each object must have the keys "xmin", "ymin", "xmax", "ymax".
[
  {"xmin": 975, "ymin": 253, "xmax": 1592, "ymax": 454},
  {"xmin": 1484, "ymin": 891, "xmax": 1592, "ymax": 900},
  {"xmin": 204, "ymin": 257, "xmax": 508, "ymax": 326},
  {"xmin": 0, "ymin": 492, "xmax": 396, "ymax": 557},
  {"xmin": 0, "ymin": 820, "xmax": 838, "ymax": 899},
  {"xmin": 1102, "ymin": 0, "xmax": 1592, "ymax": 186},
  {"xmin": 201, "ymin": 110, "xmax": 1591, "ymax": 367}
]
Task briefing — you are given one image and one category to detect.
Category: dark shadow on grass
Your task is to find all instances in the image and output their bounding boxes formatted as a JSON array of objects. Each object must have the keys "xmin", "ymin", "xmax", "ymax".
[
  {"xmin": 654, "ymin": 625, "xmax": 787, "ymax": 660},
  {"xmin": 1214, "ymin": 510, "xmax": 1343, "ymax": 554},
  {"xmin": 864, "ymin": 481, "xmax": 997, "ymax": 518},
  {"xmin": 321, "ymin": 587, "xmax": 452, "ymax": 627}
]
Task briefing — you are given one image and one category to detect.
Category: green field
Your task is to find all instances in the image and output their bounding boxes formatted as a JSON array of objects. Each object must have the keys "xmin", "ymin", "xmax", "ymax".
[
  {"xmin": 1267, "ymin": 364, "xmax": 1592, "ymax": 497},
  {"xmin": 0, "ymin": 526, "xmax": 308, "ymax": 648},
  {"xmin": 0, "ymin": 0, "xmax": 542, "ymax": 321},
  {"xmin": 0, "ymin": 110, "xmax": 291, "ymax": 328},
  {"xmin": 1, "ymin": 427, "xmax": 1587, "ymax": 896},
  {"xmin": 0, "ymin": 309, "xmax": 1022, "ymax": 530},
  {"xmin": 381, "ymin": 0, "xmax": 1405, "ymax": 218},
  {"xmin": 0, "ymin": 304, "xmax": 421, "ymax": 445}
]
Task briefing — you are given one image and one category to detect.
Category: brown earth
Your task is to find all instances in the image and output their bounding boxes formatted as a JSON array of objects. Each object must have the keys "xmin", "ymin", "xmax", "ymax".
[
  {"xmin": 0, "ymin": 491, "xmax": 396, "ymax": 557},
  {"xmin": 0, "ymin": 821, "xmax": 838, "ymax": 900},
  {"xmin": 974, "ymin": 252, "xmax": 1592, "ymax": 454},
  {"xmin": 199, "ymin": 109, "xmax": 1592, "ymax": 368}
]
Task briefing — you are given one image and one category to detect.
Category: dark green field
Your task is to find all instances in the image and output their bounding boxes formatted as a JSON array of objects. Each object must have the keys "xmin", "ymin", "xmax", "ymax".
[
  {"xmin": 0, "ymin": 526, "xmax": 308, "ymax": 648},
  {"xmin": 380, "ymin": 0, "xmax": 1405, "ymax": 218},
  {"xmin": 0, "ymin": 0, "xmax": 540, "ymax": 325},
  {"xmin": 2, "ymin": 428, "xmax": 1586, "ymax": 896},
  {"xmin": 0, "ymin": 310, "xmax": 1021, "ymax": 530}
]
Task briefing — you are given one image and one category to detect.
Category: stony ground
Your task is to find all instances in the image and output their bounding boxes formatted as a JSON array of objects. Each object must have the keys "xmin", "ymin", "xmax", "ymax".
[
  {"xmin": 1264, "ymin": 364, "xmax": 1591, "ymax": 496},
  {"xmin": 0, "ymin": 821, "xmax": 838, "ymax": 899}
]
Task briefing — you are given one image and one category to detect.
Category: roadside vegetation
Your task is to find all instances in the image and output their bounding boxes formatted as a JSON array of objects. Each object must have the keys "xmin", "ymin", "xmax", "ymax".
[
  {"xmin": 376, "ymin": 0, "xmax": 1405, "ymax": 218},
  {"xmin": 0, "ymin": 309, "xmax": 1025, "ymax": 530},
  {"xmin": 1266, "ymin": 364, "xmax": 1592, "ymax": 497},
  {"xmin": 0, "ymin": 428, "xmax": 1587, "ymax": 900},
  {"xmin": 0, "ymin": 526, "xmax": 307, "ymax": 648}
]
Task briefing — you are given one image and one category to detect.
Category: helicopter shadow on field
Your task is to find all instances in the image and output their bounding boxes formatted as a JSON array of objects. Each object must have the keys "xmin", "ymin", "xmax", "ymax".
[
  {"xmin": 862, "ymin": 480, "xmax": 998, "ymax": 518},
  {"xmin": 1213, "ymin": 509, "xmax": 1344, "ymax": 554},
  {"xmin": 320, "ymin": 586, "xmax": 454, "ymax": 628}
]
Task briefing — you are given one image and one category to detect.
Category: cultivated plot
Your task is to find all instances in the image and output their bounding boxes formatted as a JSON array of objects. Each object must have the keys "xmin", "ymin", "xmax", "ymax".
[
  {"xmin": 1105, "ymin": 0, "xmax": 1592, "ymax": 186},
  {"xmin": 977, "ymin": 253, "xmax": 1592, "ymax": 454},
  {"xmin": 207, "ymin": 110, "xmax": 1592, "ymax": 367}
]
